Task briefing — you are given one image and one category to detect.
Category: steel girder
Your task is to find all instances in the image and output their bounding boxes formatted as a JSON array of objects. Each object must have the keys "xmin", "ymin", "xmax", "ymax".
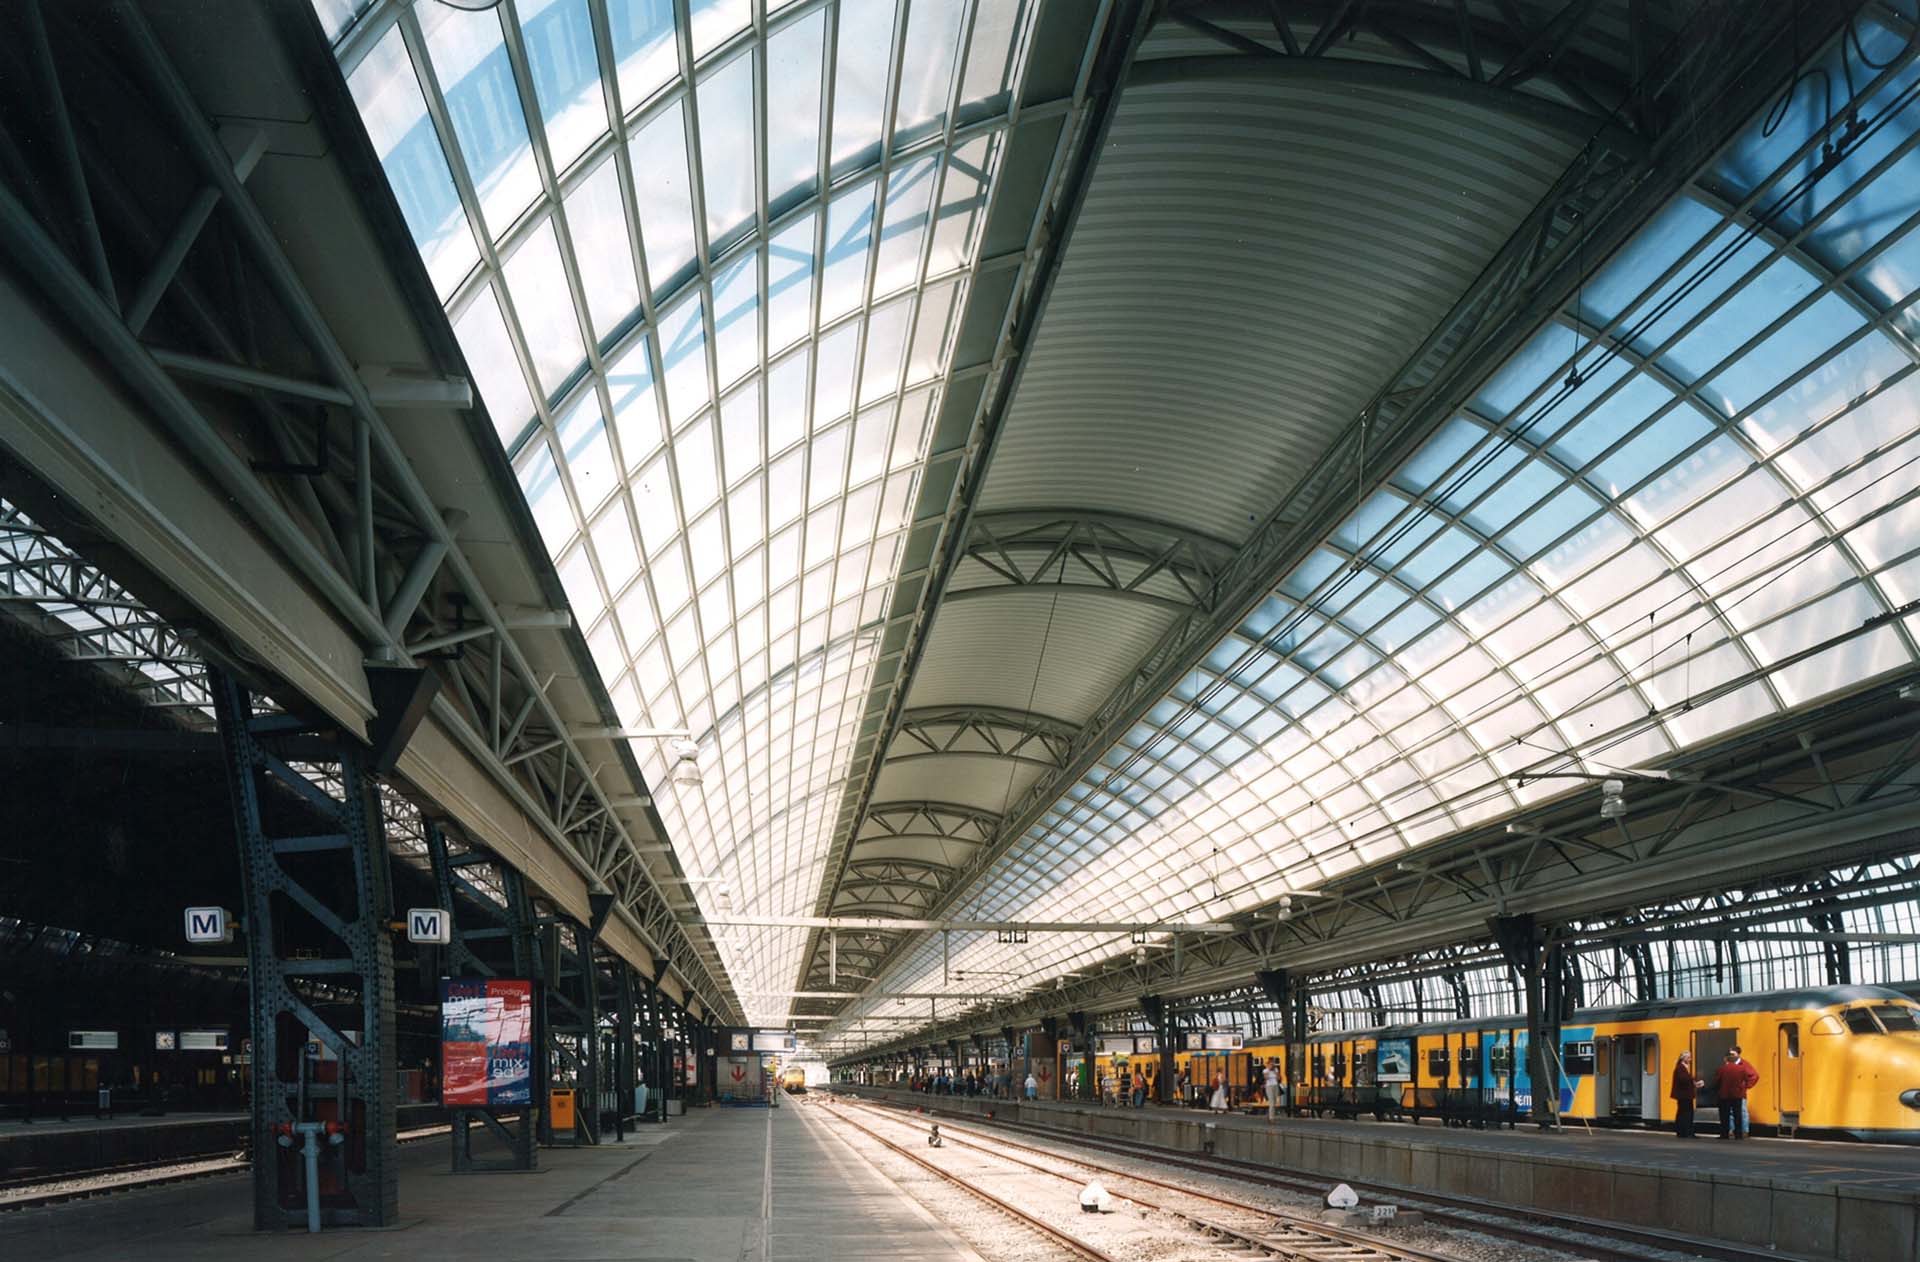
[
  {"xmin": 886, "ymin": 705, "xmax": 1079, "ymax": 772},
  {"xmin": 833, "ymin": 679, "xmax": 1920, "ymax": 1061},
  {"xmin": 818, "ymin": 0, "xmax": 1869, "ymax": 1033},
  {"xmin": 0, "ymin": 2, "xmax": 733, "ymax": 1020},
  {"xmin": 944, "ymin": 511, "xmax": 1238, "ymax": 616},
  {"xmin": 802, "ymin": 802, "xmax": 1002, "ymax": 996},
  {"xmin": 212, "ymin": 671, "xmax": 399, "ymax": 1229},
  {"xmin": 799, "ymin": 0, "xmax": 1163, "ymax": 998},
  {"xmin": 1151, "ymin": 0, "xmax": 1675, "ymax": 150},
  {"xmin": 0, "ymin": 500, "xmax": 208, "ymax": 712}
]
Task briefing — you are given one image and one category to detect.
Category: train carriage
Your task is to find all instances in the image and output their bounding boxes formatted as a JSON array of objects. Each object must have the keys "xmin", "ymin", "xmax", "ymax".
[{"xmin": 1093, "ymin": 984, "xmax": 1920, "ymax": 1141}]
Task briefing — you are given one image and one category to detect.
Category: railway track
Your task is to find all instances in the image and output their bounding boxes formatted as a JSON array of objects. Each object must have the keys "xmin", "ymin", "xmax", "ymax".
[
  {"xmin": 823, "ymin": 1096, "xmax": 1484, "ymax": 1262},
  {"xmin": 808, "ymin": 1100, "xmax": 1119, "ymax": 1261},
  {"xmin": 0, "ymin": 1120, "xmax": 460, "ymax": 1213},
  {"xmin": 836, "ymin": 1093, "xmax": 1779, "ymax": 1262}
]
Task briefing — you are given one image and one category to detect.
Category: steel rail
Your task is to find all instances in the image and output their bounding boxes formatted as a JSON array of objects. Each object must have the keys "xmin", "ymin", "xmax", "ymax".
[
  {"xmin": 0, "ymin": 1121, "xmax": 458, "ymax": 1214},
  {"xmin": 838, "ymin": 1091, "xmax": 1793, "ymax": 1262},
  {"xmin": 831, "ymin": 1097, "xmax": 1479, "ymax": 1262},
  {"xmin": 808, "ymin": 1099, "xmax": 1119, "ymax": 1262}
]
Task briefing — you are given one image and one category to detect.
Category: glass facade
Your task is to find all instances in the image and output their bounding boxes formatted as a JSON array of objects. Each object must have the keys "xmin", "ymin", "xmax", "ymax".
[
  {"xmin": 841, "ymin": 9, "xmax": 1920, "ymax": 1027},
  {"xmin": 324, "ymin": 0, "xmax": 1043, "ymax": 1023}
]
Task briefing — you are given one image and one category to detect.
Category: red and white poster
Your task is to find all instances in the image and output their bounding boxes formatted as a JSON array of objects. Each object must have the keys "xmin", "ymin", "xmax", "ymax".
[{"xmin": 441, "ymin": 979, "xmax": 533, "ymax": 1107}]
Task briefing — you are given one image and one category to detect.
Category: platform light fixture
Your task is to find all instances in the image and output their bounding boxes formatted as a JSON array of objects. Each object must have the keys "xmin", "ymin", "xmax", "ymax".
[{"xmin": 1600, "ymin": 778, "xmax": 1626, "ymax": 820}]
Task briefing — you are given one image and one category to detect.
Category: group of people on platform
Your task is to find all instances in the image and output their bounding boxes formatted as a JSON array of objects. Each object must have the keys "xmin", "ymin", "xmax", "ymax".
[
  {"xmin": 1097, "ymin": 1065, "xmax": 1154, "ymax": 1107},
  {"xmin": 910, "ymin": 1069, "xmax": 998, "ymax": 1097},
  {"xmin": 1672, "ymin": 1046, "xmax": 1761, "ymax": 1139}
]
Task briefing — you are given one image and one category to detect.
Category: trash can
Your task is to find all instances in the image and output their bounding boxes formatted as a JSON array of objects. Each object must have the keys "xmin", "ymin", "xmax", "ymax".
[
  {"xmin": 550, "ymin": 1088, "xmax": 576, "ymax": 1132},
  {"xmin": 666, "ymin": 1097, "xmax": 685, "ymax": 1116}
]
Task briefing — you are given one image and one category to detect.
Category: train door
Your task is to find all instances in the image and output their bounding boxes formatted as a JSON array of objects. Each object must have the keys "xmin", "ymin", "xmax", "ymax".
[
  {"xmin": 1592, "ymin": 1037, "xmax": 1614, "ymax": 1120},
  {"xmin": 1638, "ymin": 1035, "xmax": 1660, "ymax": 1121},
  {"xmin": 1776, "ymin": 1023, "xmax": 1802, "ymax": 1133},
  {"xmin": 1611, "ymin": 1035, "xmax": 1640, "ymax": 1116},
  {"xmin": 1691, "ymin": 1026, "xmax": 1738, "ymax": 1118}
]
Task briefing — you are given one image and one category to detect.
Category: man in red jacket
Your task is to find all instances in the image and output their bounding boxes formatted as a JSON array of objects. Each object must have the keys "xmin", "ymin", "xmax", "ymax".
[{"xmin": 1713, "ymin": 1046, "xmax": 1760, "ymax": 1140}]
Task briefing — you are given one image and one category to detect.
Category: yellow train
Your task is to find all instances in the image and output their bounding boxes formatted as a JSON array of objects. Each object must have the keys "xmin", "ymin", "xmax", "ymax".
[
  {"xmin": 1077, "ymin": 985, "xmax": 1920, "ymax": 1141},
  {"xmin": 780, "ymin": 1065, "xmax": 808, "ymax": 1094}
]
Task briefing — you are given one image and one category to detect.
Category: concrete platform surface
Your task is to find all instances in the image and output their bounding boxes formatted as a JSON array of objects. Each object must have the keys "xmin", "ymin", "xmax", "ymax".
[
  {"xmin": 0, "ymin": 1112, "xmax": 246, "ymax": 1137},
  {"xmin": 1005, "ymin": 1095, "xmax": 1920, "ymax": 1192},
  {"xmin": 0, "ymin": 1105, "xmax": 983, "ymax": 1261}
]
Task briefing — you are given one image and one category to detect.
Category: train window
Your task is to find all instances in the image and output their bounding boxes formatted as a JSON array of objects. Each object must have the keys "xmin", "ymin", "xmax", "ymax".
[
  {"xmin": 1872, "ymin": 1006, "xmax": 1918, "ymax": 1033},
  {"xmin": 1811, "ymin": 1014, "xmax": 1844, "ymax": 1035},
  {"xmin": 1426, "ymin": 1048, "xmax": 1449, "ymax": 1075},
  {"xmin": 1782, "ymin": 1025, "xmax": 1800, "ymax": 1058},
  {"xmin": 1489, "ymin": 1044, "xmax": 1514, "ymax": 1075},
  {"xmin": 1459, "ymin": 1044, "xmax": 1479, "ymax": 1065},
  {"xmin": 1843, "ymin": 1007, "xmax": 1882, "ymax": 1034},
  {"xmin": 1561, "ymin": 1042, "xmax": 1596, "ymax": 1076}
]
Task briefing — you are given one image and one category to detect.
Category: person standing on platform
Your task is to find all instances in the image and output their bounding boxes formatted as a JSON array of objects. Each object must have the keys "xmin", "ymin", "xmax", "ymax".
[
  {"xmin": 1209, "ymin": 1070, "xmax": 1228, "ymax": 1113},
  {"xmin": 1263, "ymin": 1060, "xmax": 1282, "ymax": 1121},
  {"xmin": 1024, "ymin": 1071, "xmax": 1037, "ymax": 1101},
  {"xmin": 1671, "ymin": 1050, "xmax": 1703, "ymax": 1137},
  {"xmin": 1713, "ymin": 1046, "xmax": 1760, "ymax": 1140}
]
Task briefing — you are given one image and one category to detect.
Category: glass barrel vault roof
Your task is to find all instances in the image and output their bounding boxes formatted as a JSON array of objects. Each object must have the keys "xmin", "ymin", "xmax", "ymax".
[
  {"xmin": 836, "ymin": 7, "xmax": 1920, "ymax": 1035},
  {"xmin": 321, "ymin": 0, "xmax": 1046, "ymax": 1023}
]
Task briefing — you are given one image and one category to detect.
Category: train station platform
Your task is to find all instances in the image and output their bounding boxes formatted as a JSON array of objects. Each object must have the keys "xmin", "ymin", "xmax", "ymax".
[
  {"xmin": 0, "ymin": 1112, "xmax": 247, "ymax": 1180},
  {"xmin": 839, "ymin": 1086, "xmax": 1920, "ymax": 1261},
  {"xmin": 0, "ymin": 1103, "xmax": 982, "ymax": 1261}
]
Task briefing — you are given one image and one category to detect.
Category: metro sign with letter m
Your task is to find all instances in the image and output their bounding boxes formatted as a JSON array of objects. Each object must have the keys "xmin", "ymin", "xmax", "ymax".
[
  {"xmin": 185, "ymin": 906, "xmax": 234, "ymax": 944},
  {"xmin": 407, "ymin": 908, "xmax": 452, "ymax": 944}
]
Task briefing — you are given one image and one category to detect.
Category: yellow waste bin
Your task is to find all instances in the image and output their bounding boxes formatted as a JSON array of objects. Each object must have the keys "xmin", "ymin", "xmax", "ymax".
[{"xmin": 550, "ymin": 1088, "xmax": 576, "ymax": 1131}]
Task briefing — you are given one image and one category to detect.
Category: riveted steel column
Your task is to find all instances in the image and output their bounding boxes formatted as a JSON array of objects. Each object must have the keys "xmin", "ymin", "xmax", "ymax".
[{"xmin": 212, "ymin": 671, "xmax": 397, "ymax": 1228}]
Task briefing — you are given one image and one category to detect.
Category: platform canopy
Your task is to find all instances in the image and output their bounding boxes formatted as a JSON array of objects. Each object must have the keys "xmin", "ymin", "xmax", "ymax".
[{"xmin": 315, "ymin": 0, "xmax": 1920, "ymax": 1037}]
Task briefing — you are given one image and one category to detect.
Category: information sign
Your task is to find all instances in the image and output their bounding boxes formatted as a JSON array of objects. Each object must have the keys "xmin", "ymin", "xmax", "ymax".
[
  {"xmin": 68, "ymin": 1030, "xmax": 119, "ymax": 1050},
  {"xmin": 442, "ymin": 979, "xmax": 533, "ymax": 1108},
  {"xmin": 181, "ymin": 1030, "xmax": 230, "ymax": 1051},
  {"xmin": 750, "ymin": 1031, "xmax": 795, "ymax": 1053},
  {"xmin": 1201, "ymin": 1031, "xmax": 1243, "ymax": 1051}
]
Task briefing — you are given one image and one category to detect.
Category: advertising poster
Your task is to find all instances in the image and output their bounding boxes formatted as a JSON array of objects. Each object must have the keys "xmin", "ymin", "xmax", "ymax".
[
  {"xmin": 441, "ymin": 979, "xmax": 533, "ymax": 1108},
  {"xmin": 1376, "ymin": 1037, "xmax": 1413, "ymax": 1082}
]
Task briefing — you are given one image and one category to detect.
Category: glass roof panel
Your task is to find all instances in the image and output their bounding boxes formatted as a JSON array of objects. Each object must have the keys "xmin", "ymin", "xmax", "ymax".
[
  {"xmin": 327, "ymin": 0, "xmax": 1051, "ymax": 1025},
  {"xmin": 835, "ymin": 7, "xmax": 1920, "ymax": 1032},
  {"xmin": 418, "ymin": 1, "xmax": 542, "ymax": 241}
]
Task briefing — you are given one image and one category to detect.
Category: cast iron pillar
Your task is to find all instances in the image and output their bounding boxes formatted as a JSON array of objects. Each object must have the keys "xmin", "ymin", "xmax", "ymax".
[
  {"xmin": 212, "ymin": 672, "xmax": 398, "ymax": 1229},
  {"xmin": 540, "ymin": 917, "xmax": 599, "ymax": 1144},
  {"xmin": 1257, "ymin": 969, "xmax": 1297, "ymax": 1115},
  {"xmin": 1490, "ymin": 914, "xmax": 1564, "ymax": 1129},
  {"xmin": 1140, "ymin": 995, "xmax": 1175, "ymax": 1104},
  {"xmin": 1068, "ymin": 1011, "xmax": 1092, "ymax": 1101}
]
